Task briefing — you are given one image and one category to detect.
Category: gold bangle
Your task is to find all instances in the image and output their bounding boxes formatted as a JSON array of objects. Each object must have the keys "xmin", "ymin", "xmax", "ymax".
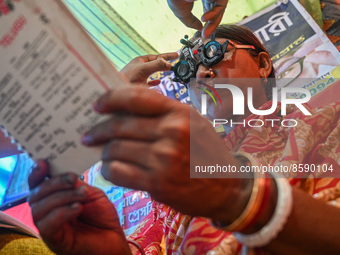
[
  {"xmin": 233, "ymin": 177, "xmax": 266, "ymax": 231},
  {"xmin": 212, "ymin": 152, "xmax": 266, "ymax": 232}
]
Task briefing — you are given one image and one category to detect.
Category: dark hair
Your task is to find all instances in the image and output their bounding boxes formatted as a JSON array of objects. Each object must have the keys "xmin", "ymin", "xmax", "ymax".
[{"xmin": 193, "ymin": 24, "xmax": 276, "ymax": 100}]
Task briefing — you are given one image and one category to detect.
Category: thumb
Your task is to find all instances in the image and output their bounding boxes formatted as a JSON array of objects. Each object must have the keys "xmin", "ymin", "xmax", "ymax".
[{"xmin": 28, "ymin": 159, "xmax": 50, "ymax": 190}]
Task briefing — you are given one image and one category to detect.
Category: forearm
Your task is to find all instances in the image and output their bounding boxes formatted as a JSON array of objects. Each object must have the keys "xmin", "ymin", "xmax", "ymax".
[{"xmin": 265, "ymin": 187, "xmax": 340, "ymax": 255}]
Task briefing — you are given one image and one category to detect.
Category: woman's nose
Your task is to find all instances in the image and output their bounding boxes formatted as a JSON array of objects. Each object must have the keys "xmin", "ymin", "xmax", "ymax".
[{"xmin": 196, "ymin": 66, "xmax": 216, "ymax": 79}]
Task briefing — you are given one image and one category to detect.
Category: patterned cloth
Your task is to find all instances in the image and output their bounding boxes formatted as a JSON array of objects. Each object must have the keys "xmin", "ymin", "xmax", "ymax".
[{"xmin": 128, "ymin": 100, "xmax": 340, "ymax": 255}]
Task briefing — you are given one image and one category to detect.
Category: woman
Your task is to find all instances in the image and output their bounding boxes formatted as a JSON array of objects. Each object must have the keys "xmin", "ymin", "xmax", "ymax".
[
  {"xmin": 186, "ymin": 25, "xmax": 275, "ymax": 122},
  {"xmin": 28, "ymin": 24, "xmax": 340, "ymax": 255}
]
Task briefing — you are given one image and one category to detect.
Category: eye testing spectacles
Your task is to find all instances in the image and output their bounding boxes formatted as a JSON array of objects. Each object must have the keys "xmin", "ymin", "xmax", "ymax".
[{"xmin": 171, "ymin": 33, "xmax": 256, "ymax": 84}]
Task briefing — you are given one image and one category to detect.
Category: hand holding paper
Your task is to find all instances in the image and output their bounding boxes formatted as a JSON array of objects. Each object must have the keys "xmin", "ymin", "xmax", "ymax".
[{"xmin": 28, "ymin": 160, "xmax": 131, "ymax": 255}]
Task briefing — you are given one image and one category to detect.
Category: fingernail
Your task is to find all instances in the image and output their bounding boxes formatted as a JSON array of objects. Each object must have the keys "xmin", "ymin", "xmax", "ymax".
[
  {"xmin": 93, "ymin": 100, "xmax": 101, "ymax": 112},
  {"xmin": 77, "ymin": 185, "xmax": 87, "ymax": 197},
  {"xmin": 81, "ymin": 133, "xmax": 91, "ymax": 145},
  {"xmin": 166, "ymin": 61, "xmax": 172, "ymax": 69},
  {"xmin": 63, "ymin": 174, "xmax": 76, "ymax": 186},
  {"xmin": 70, "ymin": 202, "xmax": 81, "ymax": 210}
]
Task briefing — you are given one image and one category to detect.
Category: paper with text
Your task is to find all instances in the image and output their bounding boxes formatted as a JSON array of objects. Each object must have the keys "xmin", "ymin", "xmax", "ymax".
[{"xmin": 0, "ymin": 0, "xmax": 125, "ymax": 175}]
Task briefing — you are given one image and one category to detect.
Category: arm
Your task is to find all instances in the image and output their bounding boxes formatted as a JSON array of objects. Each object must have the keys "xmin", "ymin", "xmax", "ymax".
[
  {"xmin": 28, "ymin": 160, "xmax": 131, "ymax": 255},
  {"xmin": 83, "ymin": 86, "xmax": 340, "ymax": 254},
  {"xmin": 212, "ymin": 176, "xmax": 340, "ymax": 254},
  {"xmin": 265, "ymin": 187, "xmax": 340, "ymax": 255}
]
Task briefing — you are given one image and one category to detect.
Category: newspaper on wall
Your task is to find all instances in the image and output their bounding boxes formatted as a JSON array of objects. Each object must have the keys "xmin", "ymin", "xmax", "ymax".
[
  {"xmin": 239, "ymin": 0, "xmax": 340, "ymax": 91},
  {"xmin": 0, "ymin": 0, "xmax": 125, "ymax": 175},
  {"xmin": 152, "ymin": 0, "xmax": 339, "ymax": 104}
]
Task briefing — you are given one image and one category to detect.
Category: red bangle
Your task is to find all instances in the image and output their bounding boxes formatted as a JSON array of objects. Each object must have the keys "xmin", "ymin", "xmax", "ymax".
[
  {"xmin": 240, "ymin": 176, "xmax": 272, "ymax": 232},
  {"xmin": 211, "ymin": 153, "xmax": 272, "ymax": 233}
]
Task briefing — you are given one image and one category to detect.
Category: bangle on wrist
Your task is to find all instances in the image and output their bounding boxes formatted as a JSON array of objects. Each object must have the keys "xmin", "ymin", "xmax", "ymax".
[
  {"xmin": 234, "ymin": 171, "xmax": 293, "ymax": 247},
  {"xmin": 211, "ymin": 152, "xmax": 293, "ymax": 247},
  {"xmin": 240, "ymin": 176, "xmax": 272, "ymax": 232},
  {"xmin": 212, "ymin": 153, "xmax": 269, "ymax": 232}
]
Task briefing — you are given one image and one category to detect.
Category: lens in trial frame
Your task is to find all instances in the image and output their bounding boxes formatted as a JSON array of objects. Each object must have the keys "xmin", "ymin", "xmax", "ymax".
[
  {"xmin": 204, "ymin": 41, "xmax": 221, "ymax": 59},
  {"xmin": 171, "ymin": 59, "xmax": 197, "ymax": 84},
  {"xmin": 198, "ymin": 40, "xmax": 228, "ymax": 66},
  {"xmin": 177, "ymin": 63, "xmax": 189, "ymax": 76},
  {"xmin": 206, "ymin": 44, "xmax": 218, "ymax": 58}
]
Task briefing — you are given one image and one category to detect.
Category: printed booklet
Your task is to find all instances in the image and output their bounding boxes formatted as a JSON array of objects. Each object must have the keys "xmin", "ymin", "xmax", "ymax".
[{"xmin": 0, "ymin": 0, "xmax": 125, "ymax": 175}]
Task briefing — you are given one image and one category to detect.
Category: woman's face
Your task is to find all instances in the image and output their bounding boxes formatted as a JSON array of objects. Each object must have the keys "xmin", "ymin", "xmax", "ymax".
[{"xmin": 189, "ymin": 38, "xmax": 267, "ymax": 121}]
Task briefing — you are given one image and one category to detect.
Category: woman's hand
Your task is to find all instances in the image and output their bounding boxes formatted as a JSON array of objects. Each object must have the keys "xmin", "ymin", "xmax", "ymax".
[
  {"xmin": 82, "ymin": 86, "xmax": 251, "ymax": 223},
  {"xmin": 167, "ymin": 0, "xmax": 228, "ymax": 38},
  {"xmin": 120, "ymin": 52, "xmax": 178, "ymax": 86},
  {"xmin": 28, "ymin": 160, "xmax": 131, "ymax": 255}
]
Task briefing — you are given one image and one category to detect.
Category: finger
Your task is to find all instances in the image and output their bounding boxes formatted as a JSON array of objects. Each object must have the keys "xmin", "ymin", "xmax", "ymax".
[
  {"xmin": 201, "ymin": 15, "xmax": 224, "ymax": 38},
  {"xmin": 201, "ymin": 0, "xmax": 227, "ymax": 38},
  {"xmin": 144, "ymin": 52, "xmax": 179, "ymax": 62},
  {"xmin": 201, "ymin": 6, "xmax": 225, "ymax": 22},
  {"xmin": 159, "ymin": 52, "xmax": 179, "ymax": 61},
  {"xmin": 179, "ymin": 14, "xmax": 203, "ymax": 30},
  {"xmin": 201, "ymin": 13, "xmax": 224, "ymax": 38},
  {"xmin": 36, "ymin": 203, "xmax": 82, "ymax": 239},
  {"xmin": 140, "ymin": 58, "xmax": 172, "ymax": 75},
  {"xmin": 82, "ymin": 115, "xmax": 159, "ymax": 145},
  {"xmin": 93, "ymin": 86, "xmax": 175, "ymax": 115},
  {"xmin": 101, "ymin": 160, "xmax": 149, "ymax": 191},
  {"xmin": 28, "ymin": 160, "xmax": 50, "ymax": 190},
  {"xmin": 167, "ymin": 0, "xmax": 203, "ymax": 30},
  {"xmin": 29, "ymin": 173, "xmax": 77, "ymax": 205},
  {"xmin": 140, "ymin": 53, "xmax": 178, "ymax": 76},
  {"xmin": 201, "ymin": 0, "xmax": 228, "ymax": 21},
  {"xmin": 101, "ymin": 140, "xmax": 153, "ymax": 167},
  {"xmin": 31, "ymin": 185, "xmax": 88, "ymax": 222}
]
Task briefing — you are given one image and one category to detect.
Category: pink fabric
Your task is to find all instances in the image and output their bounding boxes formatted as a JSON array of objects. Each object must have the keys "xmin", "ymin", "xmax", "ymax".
[{"xmin": 4, "ymin": 202, "xmax": 39, "ymax": 234}]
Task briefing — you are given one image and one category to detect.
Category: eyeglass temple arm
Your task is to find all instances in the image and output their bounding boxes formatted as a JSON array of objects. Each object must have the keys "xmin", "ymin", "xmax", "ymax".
[{"xmin": 221, "ymin": 40, "xmax": 229, "ymax": 53}]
